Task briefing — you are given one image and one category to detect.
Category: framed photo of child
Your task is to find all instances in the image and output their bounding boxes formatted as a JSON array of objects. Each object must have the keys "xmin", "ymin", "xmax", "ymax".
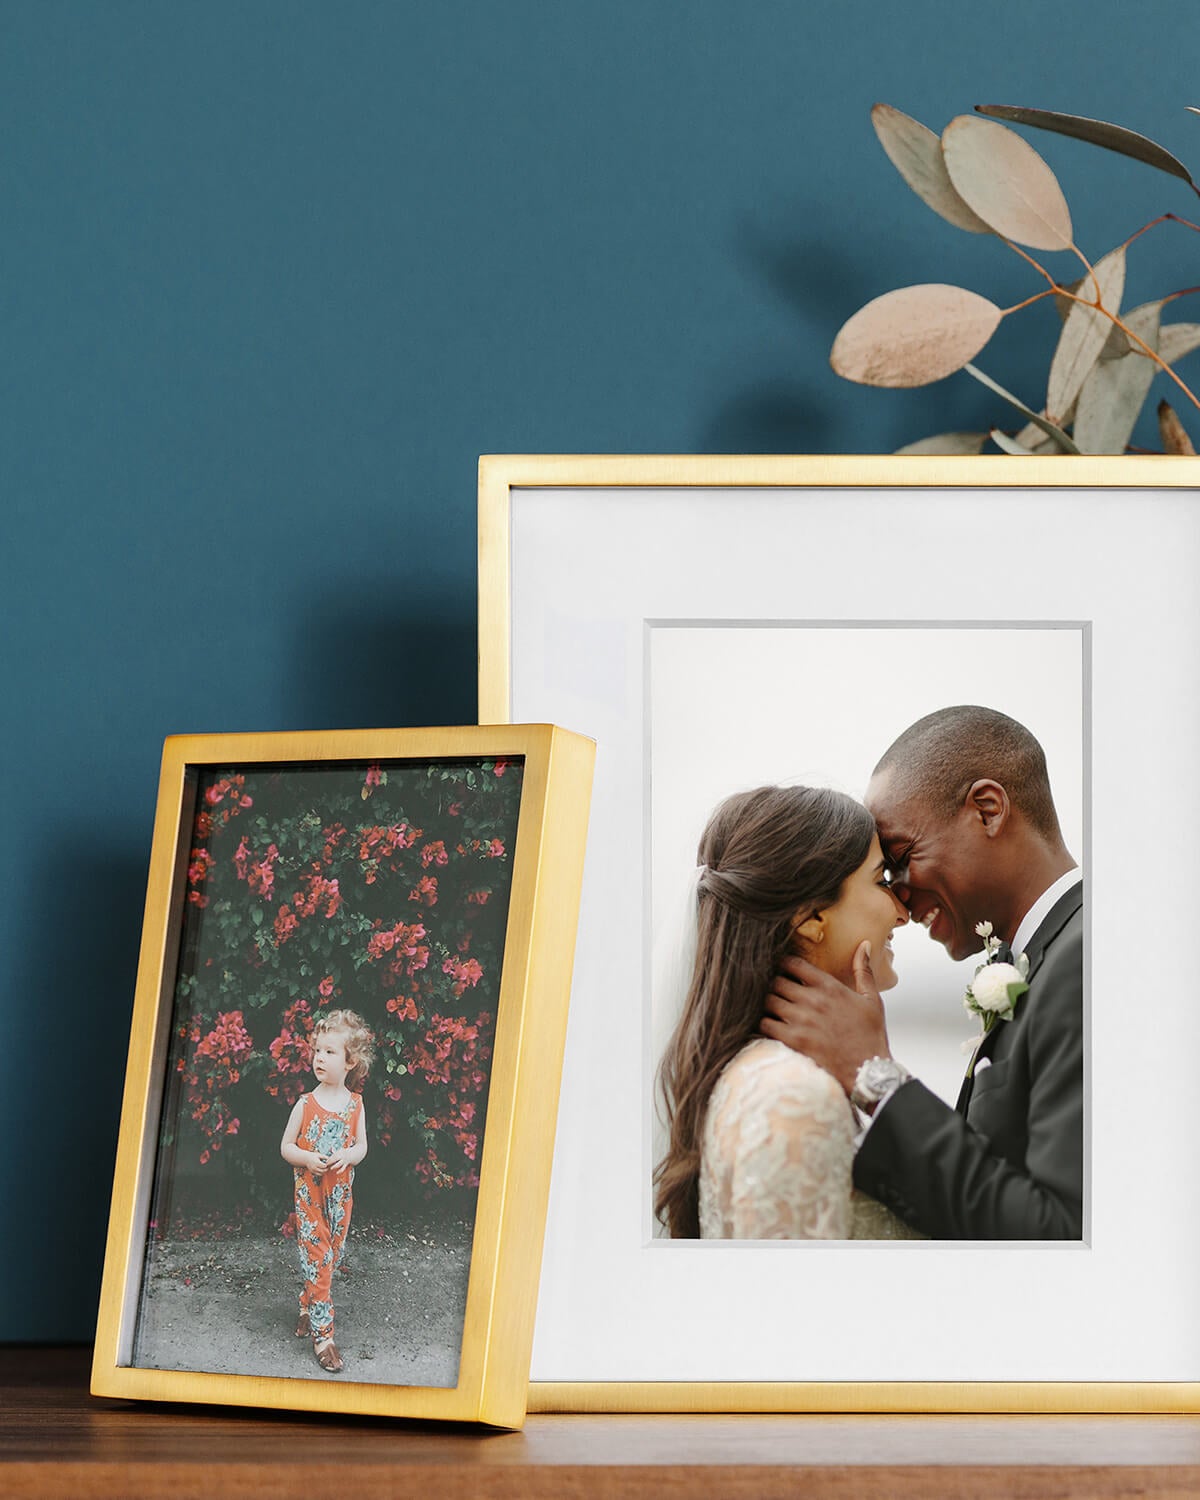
[{"xmin": 92, "ymin": 724, "xmax": 595, "ymax": 1427}]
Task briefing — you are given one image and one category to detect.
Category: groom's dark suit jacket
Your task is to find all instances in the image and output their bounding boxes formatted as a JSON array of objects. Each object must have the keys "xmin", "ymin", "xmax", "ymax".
[{"xmin": 853, "ymin": 883, "xmax": 1083, "ymax": 1239}]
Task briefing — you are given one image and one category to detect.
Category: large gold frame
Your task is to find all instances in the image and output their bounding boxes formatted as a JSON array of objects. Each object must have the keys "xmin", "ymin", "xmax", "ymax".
[
  {"xmin": 478, "ymin": 452, "xmax": 1200, "ymax": 1414},
  {"xmin": 93, "ymin": 724, "xmax": 594, "ymax": 1428}
]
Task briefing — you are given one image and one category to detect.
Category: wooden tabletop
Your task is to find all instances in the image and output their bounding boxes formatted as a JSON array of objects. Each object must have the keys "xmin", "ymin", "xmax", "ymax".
[{"xmin": 6, "ymin": 1346, "xmax": 1200, "ymax": 1499}]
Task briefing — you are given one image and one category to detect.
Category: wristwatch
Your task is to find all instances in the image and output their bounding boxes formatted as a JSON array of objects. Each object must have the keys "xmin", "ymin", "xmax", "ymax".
[{"xmin": 851, "ymin": 1056, "xmax": 912, "ymax": 1111}]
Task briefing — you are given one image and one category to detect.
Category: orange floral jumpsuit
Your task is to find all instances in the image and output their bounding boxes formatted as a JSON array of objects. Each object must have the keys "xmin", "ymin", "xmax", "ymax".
[{"xmin": 292, "ymin": 1090, "xmax": 363, "ymax": 1339}]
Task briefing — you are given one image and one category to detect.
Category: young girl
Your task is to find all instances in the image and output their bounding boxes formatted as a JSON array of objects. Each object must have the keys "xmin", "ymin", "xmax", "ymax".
[{"xmin": 280, "ymin": 1008, "xmax": 376, "ymax": 1373}]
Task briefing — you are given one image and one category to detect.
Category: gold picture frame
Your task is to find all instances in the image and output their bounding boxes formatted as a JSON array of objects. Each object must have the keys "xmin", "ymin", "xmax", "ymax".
[
  {"xmin": 93, "ymin": 724, "xmax": 594, "ymax": 1428},
  {"xmin": 478, "ymin": 453, "xmax": 1200, "ymax": 1414}
]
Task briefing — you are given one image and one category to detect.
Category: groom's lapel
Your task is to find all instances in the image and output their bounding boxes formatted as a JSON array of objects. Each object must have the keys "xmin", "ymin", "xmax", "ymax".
[
  {"xmin": 955, "ymin": 882, "xmax": 1083, "ymax": 1116},
  {"xmin": 1018, "ymin": 882, "xmax": 1084, "ymax": 985}
]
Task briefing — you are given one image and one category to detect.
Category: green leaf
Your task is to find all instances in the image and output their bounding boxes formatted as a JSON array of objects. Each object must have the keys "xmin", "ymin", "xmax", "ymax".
[
  {"xmin": 1073, "ymin": 300, "xmax": 1162, "ymax": 454},
  {"xmin": 893, "ymin": 431, "xmax": 989, "ymax": 455},
  {"xmin": 1046, "ymin": 246, "xmax": 1126, "ymax": 424},
  {"xmin": 870, "ymin": 104, "xmax": 992, "ymax": 234},
  {"xmin": 976, "ymin": 104, "xmax": 1199, "ymax": 193},
  {"xmin": 832, "ymin": 284, "xmax": 1003, "ymax": 387},
  {"xmin": 251, "ymin": 906, "xmax": 263, "ymax": 927},
  {"xmin": 963, "ymin": 364, "xmax": 1081, "ymax": 453},
  {"xmin": 942, "ymin": 115, "xmax": 1073, "ymax": 251}
]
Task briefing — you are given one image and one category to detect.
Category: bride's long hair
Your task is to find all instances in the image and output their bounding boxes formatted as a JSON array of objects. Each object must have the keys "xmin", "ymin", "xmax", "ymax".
[{"xmin": 653, "ymin": 785, "xmax": 875, "ymax": 1238}]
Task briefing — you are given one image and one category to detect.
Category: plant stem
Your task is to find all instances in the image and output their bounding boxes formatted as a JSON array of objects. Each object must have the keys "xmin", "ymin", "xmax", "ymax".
[
  {"xmin": 1122, "ymin": 212, "xmax": 1200, "ymax": 251},
  {"xmin": 998, "ymin": 234, "xmax": 1200, "ymax": 412},
  {"xmin": 1055, "ymin": 286, "xmax": 1200, "ymax": 412},
  {"xmin": 1002, "ymin": 288, "xmax": 1059, "ymax": 316},
  {"xmin": 999, "ymin": 238, "xmax": 1057, "ymax": 289},
  {"xmin": 1069, "ymin": 243, "xmax": 1100, "ymax": 300}
]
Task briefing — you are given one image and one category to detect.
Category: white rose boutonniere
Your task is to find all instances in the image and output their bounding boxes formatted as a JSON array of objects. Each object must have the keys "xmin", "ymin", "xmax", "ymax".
[{"xmin": 963, "ymin": 920, "xmax": 1029, "ymax": 1074}]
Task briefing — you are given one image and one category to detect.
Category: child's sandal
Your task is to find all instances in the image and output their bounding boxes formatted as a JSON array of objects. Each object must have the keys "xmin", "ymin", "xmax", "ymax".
[
  {"xmin": 294, "ymin": 1310, "xmax": 311, "ymax": 1338},
  {"xmin": 313, "ymin": 1334, "xmax": 343, "ymax": 1373}
]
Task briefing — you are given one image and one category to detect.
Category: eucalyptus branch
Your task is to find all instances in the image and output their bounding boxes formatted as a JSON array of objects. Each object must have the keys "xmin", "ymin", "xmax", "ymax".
[
  {"xmin": 1002, "ymin": 288, "xmax": 1059, "ymax": 316},
  {"xmin": 1068, "ymin": 243, "xmax": 1100, "ymax": 300},
  {"xmin": 998, "ymin": 237, "xmax": 1058, "ymax": 288},
  {"xmin": 833, "ymin": 103, "xmax": 1200, "ymax": 452},
  {"xmin": 1122, "ymin": 211, "xmax": 1200, "ymax": 252},
  {"xmin": 1054, "ymin": 284, "xmax": 1200, "ymax": 412}
]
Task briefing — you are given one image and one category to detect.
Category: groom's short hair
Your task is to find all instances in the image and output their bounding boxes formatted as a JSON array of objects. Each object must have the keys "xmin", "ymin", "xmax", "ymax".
[{"xmin": 873, "ymin": 706, "xmax": 1060, "ymax": 840}]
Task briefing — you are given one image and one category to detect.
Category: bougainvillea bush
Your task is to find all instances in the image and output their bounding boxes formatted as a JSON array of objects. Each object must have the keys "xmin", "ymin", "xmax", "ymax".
[{"xmin": 146, "ymin": 756, "xmax": 523, "ymax": 1235}]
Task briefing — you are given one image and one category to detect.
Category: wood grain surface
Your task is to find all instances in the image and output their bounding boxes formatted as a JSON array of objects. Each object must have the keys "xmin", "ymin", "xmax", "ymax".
[{"xmin": 6, "ymin": 1346, "xmax": 1200, "ymax": 1499}]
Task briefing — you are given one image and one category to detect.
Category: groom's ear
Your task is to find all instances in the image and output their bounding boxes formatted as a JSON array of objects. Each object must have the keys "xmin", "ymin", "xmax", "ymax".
[{"xmin": 965, "ymin": 779, "xmax": 1010, "ymax": 836}]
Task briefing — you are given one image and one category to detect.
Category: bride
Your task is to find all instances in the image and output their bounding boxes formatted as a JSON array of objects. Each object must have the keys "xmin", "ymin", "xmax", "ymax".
[{"xmin": 654, "ymin": 784, "xmax": 920, "ymax": 1240}]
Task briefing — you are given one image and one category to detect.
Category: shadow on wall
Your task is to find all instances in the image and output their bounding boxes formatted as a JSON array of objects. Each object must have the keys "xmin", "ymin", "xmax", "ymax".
[
  {"xmin": 698, "ymin": 218, "xmax": 880, "ymax": 453},
  {"xmin": 26, "ymin": 591, "xmax": 479, "ymax": 1339},
  {"xmin": 20, "ymin": 836, "xmax": 148, "ymax": 1339},
  {"xmin": 287, "ymin": 595, "xmax": 478, "ymax": 731}
]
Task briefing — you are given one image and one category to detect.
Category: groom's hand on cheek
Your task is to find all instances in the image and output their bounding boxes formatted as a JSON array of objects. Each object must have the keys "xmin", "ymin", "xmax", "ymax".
[{"xmin": 760, "ymin": 940, "xmax": 890, "ymax": 1098}]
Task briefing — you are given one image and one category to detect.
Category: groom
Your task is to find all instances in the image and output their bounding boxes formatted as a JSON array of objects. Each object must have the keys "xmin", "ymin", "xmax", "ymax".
[{"xmin": 762, "ymin": 705, "xmax": 1083, "ymax": 1239}]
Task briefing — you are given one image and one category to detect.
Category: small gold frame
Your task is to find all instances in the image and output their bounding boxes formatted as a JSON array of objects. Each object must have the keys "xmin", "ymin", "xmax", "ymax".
[{"xmin": 93, "ymin": 724, "xmax": 594, "ymax": 1428}]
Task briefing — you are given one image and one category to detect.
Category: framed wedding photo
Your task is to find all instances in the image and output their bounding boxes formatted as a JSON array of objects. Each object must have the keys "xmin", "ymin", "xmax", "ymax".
[
  {"xmin": 478, "ymin": 453, "xmax": 1200, "ymax": 1413},
  {"xmin": 92, "ymin": 724, "xmax": 595, "ymax": 1427}
]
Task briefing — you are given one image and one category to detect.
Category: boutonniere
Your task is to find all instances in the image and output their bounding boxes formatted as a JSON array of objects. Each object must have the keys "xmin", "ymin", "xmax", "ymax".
[{"xmin": 963, "ymin": 921, "xmax": 1029, "ymax": 1074}]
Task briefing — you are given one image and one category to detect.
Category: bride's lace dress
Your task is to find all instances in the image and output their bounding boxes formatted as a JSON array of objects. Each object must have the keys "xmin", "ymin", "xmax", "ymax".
[{"xmin": 698, "ymin": 1037, "xmax": 923, "ymax": 1240}]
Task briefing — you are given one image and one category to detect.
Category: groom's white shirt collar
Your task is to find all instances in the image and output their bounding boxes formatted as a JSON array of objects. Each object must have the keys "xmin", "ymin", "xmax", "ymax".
[
  {"xmin": 1010, "ymin": 868, "xmax": 1082, "ymax": 963},
  {"xmin": 856, "ymin": 866, "xmax": 1083, "ymax": 1149}
]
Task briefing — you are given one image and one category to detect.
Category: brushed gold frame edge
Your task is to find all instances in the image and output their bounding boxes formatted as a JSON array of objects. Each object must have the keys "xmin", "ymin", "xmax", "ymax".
[
  {"xmin": 92, "ymin": 723, "xmax": 594, "ymax": 1427},
  {"xmin": 478, "ymin": 451, "xmax": 1200, "ymax": 489},
  {"xmin": 478, "ymin": 453, "xmax": 1200, "ymax": 1416},
  {"xmin": 526, "ymin": 1381, "xmax": 1200, "ymax": 1415}
]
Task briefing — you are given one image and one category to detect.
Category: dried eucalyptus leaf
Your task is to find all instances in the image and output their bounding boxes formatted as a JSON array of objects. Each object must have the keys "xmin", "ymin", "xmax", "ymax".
[
  {"xmin": 1046, "ymin": 246, "xmax": 1126, "ymax": 423},
  {"xmin": 1053, "ymin": 277, "xmax": 1083, "ymax": 322},
  {"xmin": 1159, "ymin": 400, "xmax": 1197, "ymax": 454},
  {"xmin": 1073, "ymin": 301, "xmax": 1162, "ymax": 453},
  {"xmin": 831, "ymin": 284, "xmax": 1003, "ymax": 387},
  {"xmin": 942, "ymin": 115, "xmax": 1073, "ymax": 251},
  {"xmin": 1159, "ymin": 323, "xmax": 1200, "ymax": 365},
  {"xmin": 871, "ymin": 104, "xmax": 992, "ymax": 234},
  {"xmin": 1014, "ymin": 406, "xmax": 1075, "ymax": 447},
  {"xmin": 1099, "ymin": 324, "xmax": 1133, "ymax": 360},
  {"xmin": 989, "ymin": 429, "xmax": 1038, "ymax": 455},
  {"xmin": 976, "ymin": 104, "xmax": 1199, "ymax": 192},
  {"xmin": 1056, "ymin": 279, "xmax": 1129, "ymax": 357},
  {"xmin": 894, "ymin": 431, "xmax": 990, "ymax": 455},
  {"xmin": 963, "ymin": 363, "xmax": 1081, "ymax": 452}
]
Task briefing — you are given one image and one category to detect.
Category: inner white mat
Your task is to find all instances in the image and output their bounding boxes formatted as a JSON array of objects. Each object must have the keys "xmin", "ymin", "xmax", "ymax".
[{"xmin": 508, "ymin": 486, "xmax": 1200, "ymax": 1383}]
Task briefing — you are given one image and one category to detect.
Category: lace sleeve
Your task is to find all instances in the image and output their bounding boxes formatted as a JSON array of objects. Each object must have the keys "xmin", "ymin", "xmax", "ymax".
[{"xmin": 699, "ymin": 1039, "xmax": 856, "ymax": 1240}]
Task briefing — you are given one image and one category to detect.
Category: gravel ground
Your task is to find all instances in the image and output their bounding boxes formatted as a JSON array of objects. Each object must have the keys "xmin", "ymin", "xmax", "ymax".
[{"xmin": 132, "ymin": 1219, "xmax": 472, "ymax": 1388}]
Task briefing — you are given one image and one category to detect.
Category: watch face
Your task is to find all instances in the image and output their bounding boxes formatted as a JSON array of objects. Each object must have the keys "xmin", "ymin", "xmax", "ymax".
[{"xmin": 855, "ymin": 1058, "xmax": 906, "ymax": 1103}]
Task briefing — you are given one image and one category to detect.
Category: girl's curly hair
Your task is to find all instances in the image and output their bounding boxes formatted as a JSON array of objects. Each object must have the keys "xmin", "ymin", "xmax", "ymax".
[{"xmin": 313, "ymin": 1008, "xmax": 377, "ymax": 1092}]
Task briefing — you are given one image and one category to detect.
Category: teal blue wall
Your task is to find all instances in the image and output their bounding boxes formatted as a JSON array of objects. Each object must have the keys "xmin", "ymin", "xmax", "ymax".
[{"xmin": 6, "ymin": 3, "xmax": 1195, "ymax": 1338}]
